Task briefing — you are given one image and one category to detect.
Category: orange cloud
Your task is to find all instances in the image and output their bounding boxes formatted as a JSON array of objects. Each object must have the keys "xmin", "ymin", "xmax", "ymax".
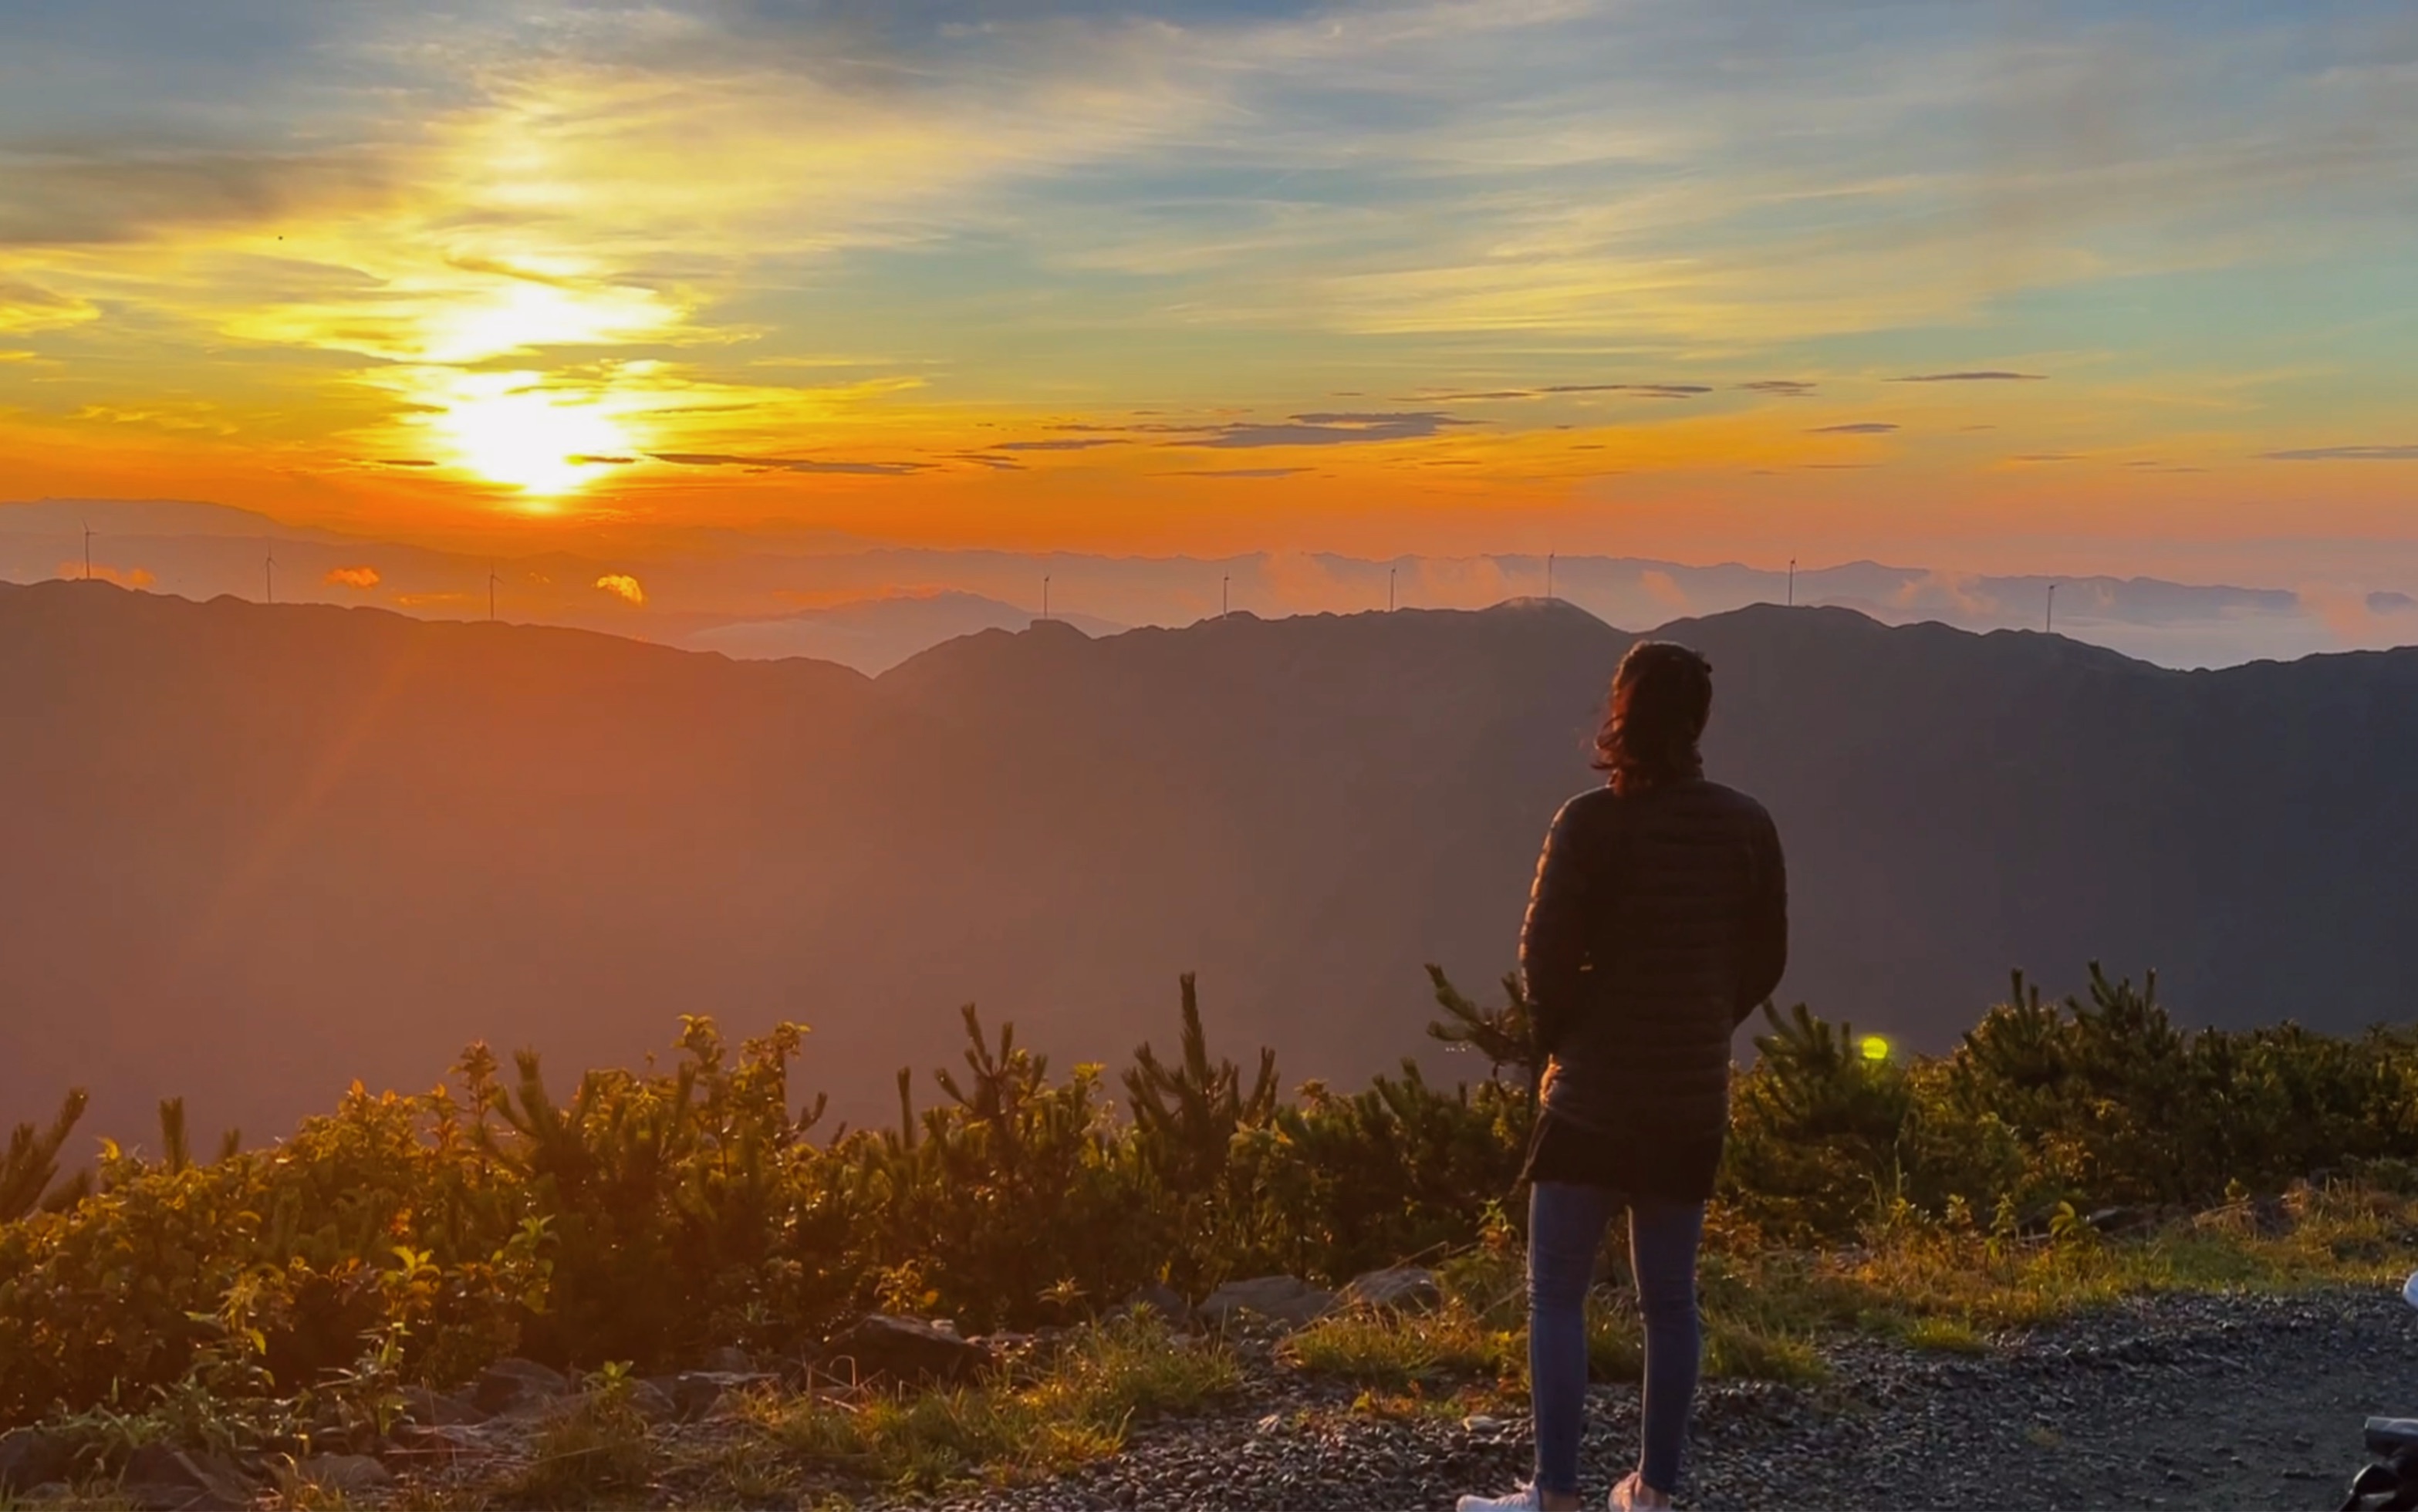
[
  {"xmin": 1639, "ymin": 569, "xmax": 1691, "ymax": 612},
  {"xmin": 595, "ymin": 573, "xmax": 646, "ymax": 607},
  {"xmin": 325, "ymin": 565, "xmax": 381, "ymax": 589},
  {"xmin": 57, "ymin": 561, "xmax": 154, "ymax": 589}
]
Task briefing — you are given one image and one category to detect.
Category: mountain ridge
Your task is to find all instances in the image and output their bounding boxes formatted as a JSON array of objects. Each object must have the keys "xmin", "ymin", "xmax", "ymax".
[{"xmin": 5, "ymin": 578, "xmax": 2413, "ymax": 1147}]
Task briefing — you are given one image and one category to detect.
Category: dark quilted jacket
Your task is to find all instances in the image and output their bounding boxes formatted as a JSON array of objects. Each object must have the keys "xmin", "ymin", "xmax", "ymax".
[{"xmin": 1518, "ymin": 778, "xmax": 1787, "ymax": 1196}]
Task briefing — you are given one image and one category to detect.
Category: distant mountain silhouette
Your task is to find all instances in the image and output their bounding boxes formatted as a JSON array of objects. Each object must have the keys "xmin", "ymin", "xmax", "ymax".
[
  {"xmin": 5, "ymin": 580, "xmax": 2413, "ymax": 1146},
  {"xmin": 8, "ymin": 496, "xmax": 2394, "ymax": 669},
  {"xmin": 679, "ymin": 592, "xmax": 1126, "ymax": 673}
]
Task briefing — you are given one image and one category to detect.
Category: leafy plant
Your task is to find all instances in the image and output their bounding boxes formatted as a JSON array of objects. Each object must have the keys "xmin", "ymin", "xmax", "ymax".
[{"xmin": 7, "ymin": 957, "xmax": 2417, "ymax": 1440}]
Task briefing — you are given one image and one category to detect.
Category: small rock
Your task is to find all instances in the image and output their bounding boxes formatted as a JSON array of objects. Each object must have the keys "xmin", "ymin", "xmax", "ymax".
[
  {"xmin": 387, "ymin": 1423, "xmax": 485, "ymax": 1458},
  {"xmin": 704, "ymin": 1343, "xmax": 754, "ymax": 1374},
  {"xmin": 473, "ymin": 1356, "xmax": 571, "ymax": 1415},
  {"xmin": 298, "ymin": 1454, "xmax": 393, "ymax": 1494},
  {"xmin": 824, "ymin": 1314, "xmax": 996, "ymax": 1388},
  {"xmin": 1126, "ymin": 1282, "xmax": 1197, "ymax": 1329},
  {"xmin": 0, "ymin": 1428, "xmax": 75, "ymax": 1493},
  {"xmin": 627, "ymin": 1377, "xmax": 680, "ymax": 1423},
  {"xmin": 399, "ymin": 1384, "xmax": 488, "ymax": 1427},
  {"xmin": 1342, "ymin": 1264, "xmax": 1444, "ymax": 1313},
  {"xmin": 1199, "ymin": 1275, "xmax": 1339, "ymax": 1329},
  {"xmin": 120, "ymin": 1446, "xmax": 251, "ymax": 1510},
  {"xmin": 656, "ymin": 1369, "xmax": 778, "ymax": 1419}
]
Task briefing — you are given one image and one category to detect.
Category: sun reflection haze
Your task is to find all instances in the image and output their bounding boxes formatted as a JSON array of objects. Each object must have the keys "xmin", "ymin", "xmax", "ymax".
[{"xmin": 412, "ymin": 372, "xmax": 636, "ymax": 497}]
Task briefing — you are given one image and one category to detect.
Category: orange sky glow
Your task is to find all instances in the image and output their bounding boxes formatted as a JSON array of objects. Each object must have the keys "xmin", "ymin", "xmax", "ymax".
[{"xmin": 3, "ymin": 2, "xmax": 2414, "ymax": 587}]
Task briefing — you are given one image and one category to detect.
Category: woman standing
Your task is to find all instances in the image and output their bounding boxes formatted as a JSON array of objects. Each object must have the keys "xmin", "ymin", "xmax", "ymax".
[{"xmin": 1460, "ymin": 640, "xmax": 1788, "ymax": 1512}]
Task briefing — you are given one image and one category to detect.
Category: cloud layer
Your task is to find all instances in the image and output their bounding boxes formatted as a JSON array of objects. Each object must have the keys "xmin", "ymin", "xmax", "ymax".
[{"xmin": 1, "ymin": 0, "xmax": 2413, "ymax": 567}]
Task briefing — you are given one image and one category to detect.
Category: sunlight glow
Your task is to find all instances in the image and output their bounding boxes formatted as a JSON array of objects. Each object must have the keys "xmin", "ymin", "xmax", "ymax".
[
  {"xmin": 1859, "ymin": 1034, "xmax": 1893, "ymax": 1064},
  {"xmin": 416, "ymin": 373, "xmax": 636, "ymax": 497}
]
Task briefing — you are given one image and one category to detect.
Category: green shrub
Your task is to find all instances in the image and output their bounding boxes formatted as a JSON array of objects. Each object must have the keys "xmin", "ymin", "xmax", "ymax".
[{"xmin": 8, "ymin": 958, "xmax": 2418, "ymax": 1433}]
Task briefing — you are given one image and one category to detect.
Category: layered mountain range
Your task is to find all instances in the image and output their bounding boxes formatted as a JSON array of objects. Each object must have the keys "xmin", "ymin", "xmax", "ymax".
[
  {"xmin": 8, "ymin": 497, "xmax": 2405, "ymax": 670},
  {"xmin": 5, "ymin": 578, "xmax": 2413, "ymax": 1146}
]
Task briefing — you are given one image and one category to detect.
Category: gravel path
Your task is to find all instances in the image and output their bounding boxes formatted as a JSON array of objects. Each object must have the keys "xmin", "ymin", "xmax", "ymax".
[{"xmin": 892, "ymin": 1287, "xmax": 2416, "ymax": 1511}]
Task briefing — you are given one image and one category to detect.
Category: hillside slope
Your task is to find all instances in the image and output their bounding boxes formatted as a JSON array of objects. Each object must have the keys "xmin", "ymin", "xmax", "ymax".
[{"xmin": 3, "ymin": 580, "xmax": 2413, "ymax": 1143}]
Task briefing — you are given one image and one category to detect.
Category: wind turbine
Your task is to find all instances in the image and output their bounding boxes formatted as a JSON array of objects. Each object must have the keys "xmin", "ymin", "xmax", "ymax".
[
  {"xmin": 1042, "ymin": 574, "xmax": 1051, "ymax": 621},
  {"xmin": 2046, "ymin": 582, "xmax": 2058, "ymax": 634},
  {"xmin": 83, "ymin": 521, "xmax": 93, "ymax": 581},
  {"xmin": 1546, "ymin": 552, "xmax": 1555, "ymax": 600},
  {"xmin": 1221, "ymin": 574, "xmax": 1229, "ymax": 619},
  {"xmin": 1388, "ymin": 566, "xmax": 1396, "ymax": 613},
  {"xmin": 488, "ymin": 561, "xmax": 500, "ymax": 622},
  {"xmin": 264, "ymin": 542, "xmax": 276, "ymax": 605},
  {"xmin": 1787, "ymin": 558, "xmax": 1796, "ymax": 606}
]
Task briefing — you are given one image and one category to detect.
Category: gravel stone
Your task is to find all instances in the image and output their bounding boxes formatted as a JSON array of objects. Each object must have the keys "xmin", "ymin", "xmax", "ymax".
[{"xmin": 872, "ymin": 1286, "xmax": 2411, "ymax": 1511}]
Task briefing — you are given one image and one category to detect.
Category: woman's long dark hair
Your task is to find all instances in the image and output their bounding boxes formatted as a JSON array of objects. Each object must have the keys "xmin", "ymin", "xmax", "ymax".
[{"xmin": 1592, "ymin": 640, "xmax": 1714, "ymax": 795}]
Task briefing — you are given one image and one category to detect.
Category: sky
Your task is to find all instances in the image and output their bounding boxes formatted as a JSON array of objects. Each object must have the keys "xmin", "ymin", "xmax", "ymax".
[{"xmin": 2, "ymin": 1, "xmax": 2416, "ymax": 588}]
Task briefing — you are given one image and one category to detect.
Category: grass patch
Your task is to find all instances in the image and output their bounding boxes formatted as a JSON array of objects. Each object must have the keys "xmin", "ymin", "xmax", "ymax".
[
  {"xmin": 498, "ymin": 1372, "xmax": 657, "ymax": 1508},
  {"xmin": 735, "ymin": 1314, "xmax": 1238, "ymax": 1492},
  {"xmin": 1700, "ymin": 1180, "xmax": 2418, "ymax": 1342},
  {"xmin": 1286, "ymin": 1252, "xmax": 1823, "ymax": 1394},
  {"xmin": 1282, "ymin": 1301, "xmax": 1521, "ymax": 1389},
  {"xmin": 1902, "ymin": 1317, "xmax": 1987, "ymax": 1354},
  {"xmin": 1292, "ymin": 1184, "xmax": 2418, "ymax": 1401},
  {"xmin": 1582, "ymin": 1298, "xmax": 1825, "ymax": 1387},
  {"xmin": 1704, "ymin": 1316, "xmax": 1827, "ymax": 1382}
]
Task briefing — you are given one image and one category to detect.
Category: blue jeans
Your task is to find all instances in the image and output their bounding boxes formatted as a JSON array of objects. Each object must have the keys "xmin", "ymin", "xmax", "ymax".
[{"xmin": 1528, "ymin": 1181, "xmax": 1705, "ymax": 1497}]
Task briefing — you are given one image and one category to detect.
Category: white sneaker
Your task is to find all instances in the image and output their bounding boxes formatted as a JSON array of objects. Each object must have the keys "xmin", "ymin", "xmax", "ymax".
[{"xmin": 1457, "ymin": 1485, "xmax": 1545, "ymax": 1511}]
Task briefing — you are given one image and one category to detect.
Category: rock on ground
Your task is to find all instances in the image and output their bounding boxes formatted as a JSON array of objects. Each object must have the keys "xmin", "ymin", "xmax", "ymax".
[
  {"xmin": 471, "ymin": 1357, "xmax": 571, "ymax": 1416},
  {"xmin": 1198, "ymin": 1275, "xmax": 1340, "ymax": 1328},
  {"xmin": 1342, "ymin": 1264, "xmax": 1445, "ymax": 1313},
  {"xmin": 822, "ymin": 1313, "xmax": 996, "ymax": 1387}
]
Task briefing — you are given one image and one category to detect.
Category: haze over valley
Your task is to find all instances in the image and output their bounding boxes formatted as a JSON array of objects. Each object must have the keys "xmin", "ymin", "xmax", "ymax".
[
  {"xmin": 7, "ymin": 576, "xmax": 2413, "ymax": 1148},
  {"xmin": 7, "ymin": 498, "xmax": 2409, "ymax": 676}
]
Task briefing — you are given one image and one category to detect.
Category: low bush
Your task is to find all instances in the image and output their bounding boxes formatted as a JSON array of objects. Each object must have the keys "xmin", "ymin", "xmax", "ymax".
[{"xmin": 5, "ymin": 958, "xmax": 2416, "ymax": 1438}]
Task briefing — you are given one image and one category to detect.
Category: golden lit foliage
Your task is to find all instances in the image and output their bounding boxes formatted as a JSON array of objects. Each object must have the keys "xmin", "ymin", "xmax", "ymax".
[{"xmin": 7, "ymin": 963, "xmax": 2418, "ymax": 1443}]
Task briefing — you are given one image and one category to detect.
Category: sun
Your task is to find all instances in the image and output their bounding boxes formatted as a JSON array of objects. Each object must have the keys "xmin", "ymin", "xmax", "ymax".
[{"xmin": 422, "ymin": 374, "xmax": 636, "ymax": 496}]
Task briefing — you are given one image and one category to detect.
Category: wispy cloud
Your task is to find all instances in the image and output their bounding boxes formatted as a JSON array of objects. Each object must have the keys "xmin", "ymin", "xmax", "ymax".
[
  {"xmin": 650, "ymin": 452, "xmax": 928, "ymax": 476},
  {"xmin": 0, "ymin": 278, "xmax": 99, "ymax": 334},
  {"xmin": 1166, "ymin": 467, "xmax": 1312, "ymax": 479},
  {"xmin": 5, "ymin": 0, "xmax": 2416, "ymax": 545},
  {"xmin": 1181, "ymin": 412, "xmax": 1477, "ymax": 449},
  {"xmin": 1412, "ymin": 383, "xmax": 1710, "ymax": 402},
  {"xmin": 1808, "ymin": 422, "xmax": 1899, "ymax": 434},
  {"xmin": 2262, "ymin": 444, "xmax": 2418, "ymax": 461}
]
